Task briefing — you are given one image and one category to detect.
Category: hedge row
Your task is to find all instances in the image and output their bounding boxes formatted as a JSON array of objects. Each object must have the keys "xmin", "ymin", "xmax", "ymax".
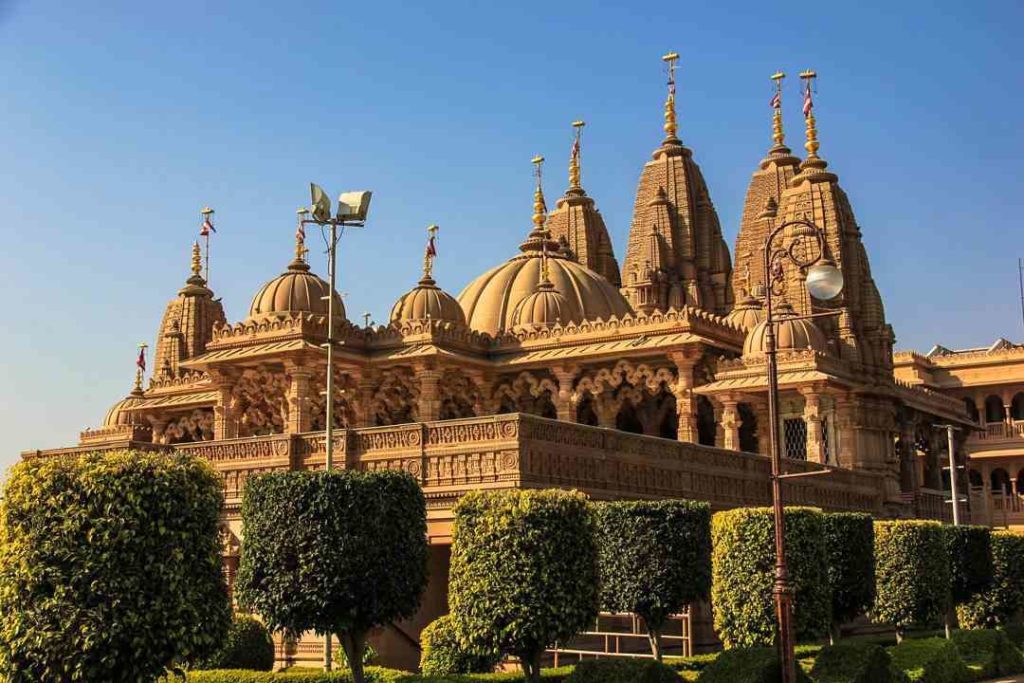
[
  {"xmin": 958, "ymin": 531, "xmax": 1024, "ymax": 628},
  {"xmin": 185, "ymin": 667, "xmax": 575, "ymax": 683}
]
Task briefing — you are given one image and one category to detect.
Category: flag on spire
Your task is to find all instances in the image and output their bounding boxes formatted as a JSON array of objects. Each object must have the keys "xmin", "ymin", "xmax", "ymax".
[
  {"xmin": 201, "ymin": 216, "xmax": 216, "ymax": 236},
  {"xmin": 802, "ymin": 87, "xmax": 813, "ymax": 116},
  {"xmin": 136, "ymin": 346, "xmax": 146, "ymax": 373},
  {"xmin": 770, "ymin": 91, "xmax": 781, "ymax": 109},
  {"xmin": 296, "ymin": 222, "xmax": 305, "ymax": 245},
  {"xmin": 426, "ymin": 232, "xmax": 437, "ymax": 258}
]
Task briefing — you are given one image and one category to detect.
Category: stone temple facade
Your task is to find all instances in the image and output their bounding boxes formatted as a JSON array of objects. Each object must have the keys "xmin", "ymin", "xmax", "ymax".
[{"xmin": 23, "ymin": 64, "xmax": 984, "ymax": 667}]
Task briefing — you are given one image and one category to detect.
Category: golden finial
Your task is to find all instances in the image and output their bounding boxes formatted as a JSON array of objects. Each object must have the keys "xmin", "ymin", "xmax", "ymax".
[
  {"xmin": 191, "ymin": 241, "xmax": 202, "ymax": 277},
  {"xmin": 662, "ymin": 52, "xmax": 680, "ymax": 141},
  {"xmin": 532, "ymin": 155, "xmax": 547, "ymax": 232},
  {"xmin": 295, "ymin": 208, "xmax": 309, "ymax": 262},
  {"xmin": 423, "ymin": 224, "xmax": 439, "ymax": 279},
  {"xmin": 800, "ymin": 70, "xmax": 820, "ymax": 161},
  {"xmin": 569, "ymin": 121, "xmax": 585, "ymax": 191},
  {"xmin": 770, "ymin": 72, "xmax": 785, "ymax": 147}
]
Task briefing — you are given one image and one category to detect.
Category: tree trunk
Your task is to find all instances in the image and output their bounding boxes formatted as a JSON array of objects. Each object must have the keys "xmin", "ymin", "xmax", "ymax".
[
  {"xmin": 829, "ymin": 621, "xmax": 841, "ymax": 645},
  {"xmin": 520, "ymin": 653, "xmax": 541, "ymax": 683},
  {"xmin": 895, "ymin": 628, "xmax": 904, "ymax": 644},
  {"xmin": 646, "ymin": 627, "xmax": 664, "ymax": 662},
  {"xmin": 341, "ymin": 631, "xmax": 366, "ymax": 683},
  {"xmin": 944, "ymin": 609, "xmax": 956, "ymax": 639}
]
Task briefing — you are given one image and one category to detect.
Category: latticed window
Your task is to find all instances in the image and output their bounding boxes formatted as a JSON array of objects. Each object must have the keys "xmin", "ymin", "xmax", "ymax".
[
  {"xmin": 822, "ymin": 417, "xmax": 832, "ymax": 464},
  {"xmin": 783, "ymin": 418, "xmax": 807, "ymax": 460}
]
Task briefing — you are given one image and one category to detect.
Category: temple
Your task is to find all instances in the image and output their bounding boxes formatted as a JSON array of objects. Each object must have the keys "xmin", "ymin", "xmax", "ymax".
[{"xmin": 22, "ymin": 59, "xmax": 1015, "ymax": 667}]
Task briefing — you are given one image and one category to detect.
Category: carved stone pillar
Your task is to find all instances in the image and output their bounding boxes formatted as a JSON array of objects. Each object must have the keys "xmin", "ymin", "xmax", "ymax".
[
  {"xmin": 212, "ymin": 376, "xmax": 238, "ymax": 440},
  {"xmin": 150, "ymin": 418, "xmax": 168, "ymax": 445},
  {"xmin": 553, "ymin": 366, "xmax": 577, "ymax": 423},
  {"xmin": 356, "ymin": 373, "xmax": 377, "ymax": 428},
  {"xmin": 286, "ymin": 365, "xmax": 313, "ymax": 434},
  {"xmin": 670, "ymin": 354, "xmax": 698, "ymax": 443},
  {"xmin": 712, "ymin": 401, "xmax": 725, "ymax": 449},
  {"xmin": 801, "ymin": 391, "xmax": 825, "ymax": 464},
  {"xmin": 418, "ymin": 368, "xmax": 442, "ymax": 423},
  {"xmin": 833, "ymin": 395, "xmax": 857, "ymax": 469},
  {"xmin": 720, "ymin": 398, "xmax": 741, "ymax": 451},
  {"xmin": 595, "ymin": 396, "xmax": 618, "ymax": 429}
]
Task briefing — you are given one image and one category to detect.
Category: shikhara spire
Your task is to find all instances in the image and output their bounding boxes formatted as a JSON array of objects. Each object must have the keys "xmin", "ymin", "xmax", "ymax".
[{"xmin": 532, "ymin": 155, "xmax": 552, "ymax": 283}]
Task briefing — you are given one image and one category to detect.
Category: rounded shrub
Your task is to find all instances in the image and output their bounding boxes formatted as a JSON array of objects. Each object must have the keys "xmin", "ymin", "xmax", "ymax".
[
  {"xmin": 822, "ymin": 512, "xmax": 874, "ymax": 642},
  {"xmin": 695, "ymin": 647, "xmax": 813, "ymax": 683},
  {"xmin": 810, "ymin": 640, "xmax": 908, "ymax": 683},
  {"xmin": 565, "ymin": 658, "xmax": 682, "ymax": 682},
  {"xmin": 957, "ymin": 530, "xmax": 1024, "ymax": 629},
  {"xmin": 951, "ymin": 628, "xmax": 1024, "ymax": 679},
  {"xmin": 419, "ymin": 614, "xmax": 500, "ymax": 676},
  {"xmin": 449, "ymin": 489, "xmax": 599, "ymax": 683},
  {"xmin": 236, "ymin": 469, "xmax": 428, "ymax": 683},
  {"xmin": 0, "ymin": 451, "xmax": 230, "ymax": 683},
  {"xmin": 594, "ymin": 499, "xmax": 711, "ymax": 661},
  {"xmin": 710, "ymin": 507, "xmax": 830, "ymax": 648},
  {"xmin": 873, "ymin": 521, "xmax": 950, "ymax": 639},
  {"xmin": 887, "ymin": 637, "xmax": 971, "ymax": 683},
  {"xmin": 198, "ymin": 613, "xmax": 275, "ymax": 671}
]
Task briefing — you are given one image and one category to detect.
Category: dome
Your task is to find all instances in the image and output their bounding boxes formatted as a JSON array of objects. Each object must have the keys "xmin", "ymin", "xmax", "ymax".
[
  {"xmin": 103, "ymin": 395, "xmax": 142, "ymax": 427},
  {"xmin": 726, "ymin": 292, "xmax": 765, "ymax": 331},
  {"xmin": 249, "ymin": 258, "xmax": 345, "ymax": 321},
  {"xmin": 509, "ymin": 280, "xmax": 575, "ymax": 330},
  {"xmin": 742, "ymin": 301, "xmax": 828, "ymax": 357},
  {"xmin": 458, "ymin": 246, "xmax": 632, "ymax": 336},
  {"xmin": 390, "ymin": 276, "xmax": 467, "ymax": 326}
]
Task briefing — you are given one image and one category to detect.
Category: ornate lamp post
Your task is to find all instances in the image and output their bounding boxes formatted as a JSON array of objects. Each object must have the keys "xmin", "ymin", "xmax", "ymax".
[{"xmin": 760, "ymin": 215, "xmax": 843, "ymax": 683}]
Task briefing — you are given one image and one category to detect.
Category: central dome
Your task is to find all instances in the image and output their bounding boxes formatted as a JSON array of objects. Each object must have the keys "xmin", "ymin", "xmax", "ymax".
[
  {"xmin": 249, "ymin": 258, "xmax": 345, "ymax": 321},
  {"xmin": 458, "ymin": 246, "xmax": 632, "ymax": 336}
]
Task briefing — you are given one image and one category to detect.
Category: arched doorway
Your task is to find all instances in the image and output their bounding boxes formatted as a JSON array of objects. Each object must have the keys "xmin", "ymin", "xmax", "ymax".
[
  {"xmin": 1012, "ymin": 393, "xmax": 1024, "ymax": 421},
  {"xmin": 968, "ymin": 468, "xmax": 983, "ymax": 488},
  {"xmin": 991, "ymin": 468, "xmax": 1011, "ymax": 495},
  {"xmin": 963, "ymin": 397, "xmax": 980, "ymax": 423},
  {"xmin": 985, "ymin": 395, "xmax": 1005, "ymax": 424}
]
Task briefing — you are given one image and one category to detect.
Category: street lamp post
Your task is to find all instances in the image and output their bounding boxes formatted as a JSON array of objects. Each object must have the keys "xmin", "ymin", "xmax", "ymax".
[
  {"xmin": 760, "ymin": 216, "xmax": 844, "ymax": 683},
  {"xmin": 301, "ymin": 183, "xmax": 372, "ymax": 671}
]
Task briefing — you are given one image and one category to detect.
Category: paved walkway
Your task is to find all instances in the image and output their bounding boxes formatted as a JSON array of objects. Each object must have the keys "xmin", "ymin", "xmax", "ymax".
[{"xmin": 982, "ymin": 677, "xmax": 1024, "ymax": 682}]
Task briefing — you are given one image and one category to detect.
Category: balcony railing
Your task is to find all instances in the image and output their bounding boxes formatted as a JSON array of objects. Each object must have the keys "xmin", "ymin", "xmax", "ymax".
[{"xmin": 972, "ymin": 420, "xmax": 1024, "ymax": 441}]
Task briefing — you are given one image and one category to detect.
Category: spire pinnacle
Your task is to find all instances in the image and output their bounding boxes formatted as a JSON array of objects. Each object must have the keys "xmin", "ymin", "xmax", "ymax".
[
  {"xmin": 800, "ymin": 70, "xmax": 821, "ymax": 162},
  {"xmin": 423, "ymin": 224, "xmax": 439, "ymax": 280},
  {"xmin": 532, "ymin": 155, "xmax": 548, "ymax": 233},
  {"xmin": 569, "ymin": 121, "xmax": 585, "ymax": 191},
  {"xmin": 191, "ymin": 241, "xmax": 202, "ymax": 277},
  {"xmin": 770, "ymin": 71, "xmax": 785, "ymax": 148},
  {"xmin": 662, "ymin": 52, "xmax": 680, "ymax": 142}
]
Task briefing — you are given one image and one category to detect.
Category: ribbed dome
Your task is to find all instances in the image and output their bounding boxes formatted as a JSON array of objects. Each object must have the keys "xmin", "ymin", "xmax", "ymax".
[
  {"xmin": 103, "ymin": 395, "xmax": 142, "ymax": 427},
  {"xmin": 249, "ymin": 259, "xmax": 345, "ymax": 321},
  {"xmin": 458, "ymin": 245, "xmax": 632, "ymax": 336},
  {"xmin": 742, "ymin": 301, "xmax": 828, "ymax": 357},
  {"xmin": 726, "ymin": 292, "xmax": 765, "ymax": 331},
  {"xmin": 509, "ymin": 280, "xmax": 575, "ymax": 330},
  {"xmin": 390, "ymin": 276, "xmax": 466, "ymax": 326}
]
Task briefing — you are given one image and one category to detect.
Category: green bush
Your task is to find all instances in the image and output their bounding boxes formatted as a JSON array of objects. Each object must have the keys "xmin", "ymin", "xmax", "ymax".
[
  {"xmin": 594, "ymin": 500, "xmax": 711, "ymax": 661},
  {"xmin": 1001, "ymin": 622, "xmax": 1024, "ymax": 648},
  {"xmin": 695, "ymin": 647, "xmax": 812, "ymax": 682},
  {"xmin": 888, "ymin": 637, "xmax": 971, "ymax": 683},
  {"xmin": 945, "ymin": 526, "xmax": 992, "ymax": 605},
  {"xmin": 0, "ymin": 451, "xmax": 230, "ymax": 683},
  {"xmin": 184, "ymin": 665, "xmax": 575, "ymax": 682},
  {"xmin": 810, "ymin": 640, "xmax": 909, "ymax": 683},
  {"xmin": 710, "ymin": 507, "xmax": 830, "ymax": 648},
  {"xmin": 822, "ymin": 512, "xmax": 875, "ymax": 641},
  {"xmin": 957, "ymin": 531, "xmax": 1024, "ymax": 629},
  {"xmin": 664, "ymin": 652, "xmax": 719, "ymax": 672},
  {"xmin": 335, "ymin": 643, "xmax": 378, "ymax": 669},
  {"xmin": 420, "ymin": 614, "xmax": 500, "ymax": 676},
  {"xmin": 873, "ymin": 521, "xmax": 950, "ymax": 638},
  {"xmin": 236, "ymin": 470, "xmax": 428, "ymax": 683},
  {"xmin": 449, "ymin": 489, "xmax": 599, "ymax": 683},
  {"xmin": 950, "ymin": 628, "xmax": 1024, "ymax": 679},
  {"xmin": 198, "ymin": 613, "xmax": 276, "ymax": 671},
  {"xmin": 564, "ymin": 658, "xmax": 681, "ymax": 682}
]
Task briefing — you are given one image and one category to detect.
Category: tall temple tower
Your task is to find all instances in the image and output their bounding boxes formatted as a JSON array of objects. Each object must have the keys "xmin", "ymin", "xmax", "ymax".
[
  {"xmin": 546, "ymin": 121, "xmax": 622, "ymax": 287},
  {"xmin": 621, "ymin": 53, "xmax": 734, "ymax": 316}
]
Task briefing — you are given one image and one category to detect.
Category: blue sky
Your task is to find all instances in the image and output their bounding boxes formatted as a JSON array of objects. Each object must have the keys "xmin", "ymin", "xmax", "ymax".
[{"xmin": 1, "ymin": 1, "xmax": 1021, "ymax": 472}]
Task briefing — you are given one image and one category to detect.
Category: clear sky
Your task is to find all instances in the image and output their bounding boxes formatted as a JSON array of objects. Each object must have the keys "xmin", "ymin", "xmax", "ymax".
[{"xmin": 1, "ymin": 1, "xmax": 1022, "ymax": 474}]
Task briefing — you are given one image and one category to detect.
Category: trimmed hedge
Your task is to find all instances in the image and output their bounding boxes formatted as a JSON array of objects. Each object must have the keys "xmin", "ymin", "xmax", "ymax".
[
  {"xmin": 810, "ymin": 640, "xmax": 908, "ymax": 683},
  {"xmin": 944, "ymin": 526, "xmax": 992, "ymax": 606},
  {"xmin": 822, "ymin": 513, "xmax": 875, "ymax": 640},
  {"xmin": 957, "ymin": 531, "xmax": 1024, "ymax": 629},
  {"xmin": 420, "ymin": 615, "xmax": 500, "ymax": 676},
  {"xmin": 710, "ymin": 507, "xmax": 830, "ymax": 648},
  {"xmin": 198, "ymin": 613, "xmax": 276, "ymax": 671},
  {"xmin": 950, "ymin": 628, "xmax": 1024, "ymax": 679},
  {"xmin": 564, "ymin": 658, "xmax": 681, "ymax": 682},
  {"xmin": 236, "ymin": 470, "xmax": 428, "ymax": 683},
  {"xmin": 873, "ymin": 521, "xmax": 950, "ymax": 637},
  {"xmin": 887, "ymin": 638, "xmax": 971, "ymax": 683},
  {"xmin": 0, "ymin": 451, "xmax": 230, "ymax": 683},
  {"xmin": 449, "ymin": 490, "xmax": 599, "ymax": 683},
  {"xmin": 594, "ymin": 500, "xmax": 711, "ymax": 660},
  {"xmin": 186, "ymin": 667, "xmax": 574, "ymax": 682},
  {"xmin": 695, "ymin": 647, "xmax": 812, "ymax": 682}
]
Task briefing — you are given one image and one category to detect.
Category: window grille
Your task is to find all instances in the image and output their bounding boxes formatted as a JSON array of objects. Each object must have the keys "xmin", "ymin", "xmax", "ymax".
[
  {"xmin": 822, "ymin": 417, "xmax": 832, "ymax": 464},
  {"xmin": 783, "ymin": 418, "xmax": 807, "ymax": 460}
]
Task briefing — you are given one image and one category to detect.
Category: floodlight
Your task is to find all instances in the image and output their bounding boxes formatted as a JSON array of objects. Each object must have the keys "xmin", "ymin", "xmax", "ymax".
[
  {"xmin": 337, "ymin": 191, "xmax": 372, "ymax": 222},
  {"xmin": 310, "ymin": 183, "xmax": 332, "ymax": 223},
  {"xmin": 806, "ymin": 259, "xmax": 844, "ymax": 300}
]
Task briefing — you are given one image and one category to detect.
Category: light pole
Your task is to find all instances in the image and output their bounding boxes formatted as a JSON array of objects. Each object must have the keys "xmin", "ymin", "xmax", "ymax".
[
  {"xmin": 301, "ymin": 183, "xmax": 372, "ymax": 671},
  {"xmin": 760, "ymin": 215, "xmax": 844, "ymax": 683},
  {"xmin": 935, "ymin": 423, "xmax": 964, "ymax": 526}
]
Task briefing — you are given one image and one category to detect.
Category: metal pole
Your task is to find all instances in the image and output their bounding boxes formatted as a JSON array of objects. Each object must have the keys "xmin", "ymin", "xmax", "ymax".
[
  {"xmin": 323, "ymin": 220, "xmax": 338, "ymax": 672},
  {"xmin": 946, "ymin": 425, "xmax": 960, "ymax": 526}
]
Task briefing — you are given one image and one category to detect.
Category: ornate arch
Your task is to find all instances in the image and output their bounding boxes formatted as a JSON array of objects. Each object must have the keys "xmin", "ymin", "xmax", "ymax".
[
  {"xmin": 573, "ymin": 360, "xmax": 678, "ymax": 438},
  {"xmin": 159, "ymin": 408, "xmax": 215, "ymax": 444},
  {"xmin": 438, "ymin": 369, "xmax": 480, "ymax": 420},
  {"xmin": 371, "ymin": 366, "xmax": 420, "ymax": 426},
  {"xmin": 310, "ymin": 369, "xmax": 359, "ymax": 429},
  {"xmin": 493, "ymin": 371, "xmax": 558, "ymax": 418},
  {"xmin": 231, "ymin": 368, "xmax": 288, "ymax": 437}
]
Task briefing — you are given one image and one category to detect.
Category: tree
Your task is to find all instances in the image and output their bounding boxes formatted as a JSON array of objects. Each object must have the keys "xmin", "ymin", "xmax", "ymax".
[
  {"xmin": 958, "ymin": 530, "xmax": 1024, "ymax": 629},
  {"xmin": 943, "ymin": 525, "xmax": 992, "ymax": 636},
  {"xmin": 449, "ymin": 489, "xmax": 599, "ymax": 683},
  {"xmin": 0, "ymin": 450, "xmax": 230, "ymax": 683},
  {"xmin": 872, "ymin": 520, "xmax": 950, "ymax": 642},
  {"xmin": 711, "ymin": 507, "xmax": 831, "ymax": 648},
  {"xmin": 823, "ymin": 512, "xmax": 875, "ymax": 643},
  {"xmin": 594, "ymin": 499, "xmax": 711, "ymax": 660},
  {"xmin": 236, "ymin": 469, "xmax": 427, "ymax": 683}
]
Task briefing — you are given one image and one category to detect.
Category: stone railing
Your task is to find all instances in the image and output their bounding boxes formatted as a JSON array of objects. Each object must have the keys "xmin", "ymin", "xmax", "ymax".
[{"xmin": 972, "ymin": 420, "xmax": 1024, "ymax": 442}]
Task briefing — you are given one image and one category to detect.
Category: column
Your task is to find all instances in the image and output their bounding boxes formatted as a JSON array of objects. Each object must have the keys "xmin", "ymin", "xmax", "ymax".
[
  {"xmin": 212, "ymin": 375, "xmax": 238, "ymax": 440},
  {"xmin": 286, "ymin": 365, "xmax": 313, "ymax": 434},
  {"xmin": 355, "ymin": 372, "xmax": 378, "ymax": 428},
  {"xmin": 151, "ymin": 419, "xmax": 168, "ymax": 445},
  {"xmin": 801, "ymin": 391, "xmax": 825, "ymax": 464},
  {"xmin": 553, "ymin": 366, "xmax": 578, "ymax": 423},
  {"xmin": 670, "ymin": 353, "xmax": 698, "ymax": 443},
  {"xmin": 417, "ymin": 368, "xmax": 442, "ymax": 423},
  {"xmin": 712, "ymin": 401, "xmax": 725, "ymax": 449},
  {"xmin": 720, "ymin": 398, "xmax": 741, "ymax": 451},
  {"xmin": 596, "ymin": 397, "xmax": 618, "ymax": 429},
  {"xmin": 833, "ymin": 395, "xmax": 858, "ymax": 469}
]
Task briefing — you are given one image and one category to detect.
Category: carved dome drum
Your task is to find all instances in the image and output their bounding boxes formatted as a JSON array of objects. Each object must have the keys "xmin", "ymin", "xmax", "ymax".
[
  {"xmin": 248, "ymin": 259, "xmax": 345, "ymax": 321},
  {"xmin": 509, "ymin": 280, "xmax": 575, "ymax": 330},
  {"xmin": 390, "ymin": 277, "xmax": 467, "ymax": 326},
  {"xmin": 742, "ymin": 302, "xmax": 828, "ymax": 357}
]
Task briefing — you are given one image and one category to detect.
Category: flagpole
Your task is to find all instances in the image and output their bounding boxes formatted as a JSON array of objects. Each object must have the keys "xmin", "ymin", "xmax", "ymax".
[{"xmin": 201, "ymin": 207, "xmax": 214, "ymax": 284}]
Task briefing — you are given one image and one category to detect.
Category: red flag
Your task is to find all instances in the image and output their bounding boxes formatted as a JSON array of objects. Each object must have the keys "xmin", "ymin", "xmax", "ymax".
[
  {"xmin": 426, "ymin": 234, "xmax": 437, "ymax": 258},
  {"xmin": 136, "ymin": 347, "xmax": 146, "ymax": 372},
  {"xmin": 571, "ymin": 136, "xmax": 580, "ymax": 162},
  {"xmin": 770, "ymin": 92, "xmax": 781, "ymax": 109},
  {"xmin": 296, "ymin": 222, "xmax": 305, "ymax": 244},
  {"xmin": 201, "ymin": 217, "xmax": 216, "ymax": 236},
  {"xmin": 802, "ymin": 87, "xmax": 813, "ymax": 116}
]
